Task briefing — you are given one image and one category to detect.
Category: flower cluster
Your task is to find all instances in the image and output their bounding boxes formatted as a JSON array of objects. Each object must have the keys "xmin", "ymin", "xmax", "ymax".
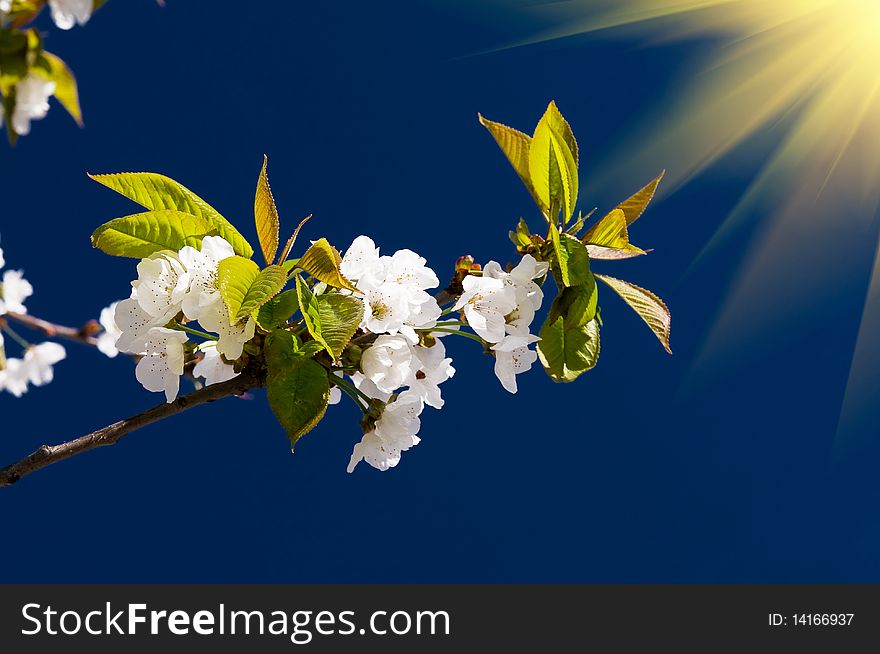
[
  {"xmin": 46, "ymin": 0, "xmax": 93, "ymax": 30},
  {"xmin": 0, "ymin": 0, "xmax": 92, "ymax": 30},
  {"xmin": 106, "ymin": 236, "xmax": 244, "ymax": 403},
  {"xmin": 0, "ymin": 0, "xmax": 94, "ymax": 136},
  {"xmin": 335, "ymin": 237, "xmax": 549, "ymax": 473},
  {"xmin": 0, "ymin": 73, "xmax": 55, "ymax": 137},
  {"xmin": 0, "ymin": 241, "xmax": 67, "ymax": 397},
  {"xmin": 336, "ymin": 236, "xmax": 455, "ymax": 472},
  {"xmin": 453, "ymin": 255, "xmax": 548, "ymax": 393}
]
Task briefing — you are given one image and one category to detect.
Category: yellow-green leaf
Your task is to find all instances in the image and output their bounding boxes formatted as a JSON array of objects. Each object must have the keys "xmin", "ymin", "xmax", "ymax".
[
  {"xmin": 595, "ymin": 274, "xmax": 671, "ymax": 354},
  {"xmin": 478, "ymin": 113, "xmax": 545, "ymax": 212},
  {"xmin": 530, "ymin": 113, "xmax": 578, "ymax": 222},
  {"xmin": 236, "ymin": 265, "xmax": 287, "ymax": 322},
  {"xmin": 295, "ymin": 275, "xmax": 331, "ymax": 355},
  {"xmin": 217, "ymin": 256, "xmax": 260, "ymax": 324},
  {"xmin": 297, "ymin": 238, "xmax": 359, "ymax": 293},
  {"xmin": 316, "ymin": 293, "xmax": 364, "ymax": 360},
  {"xmin": 614, "ymin": 171, "xmax": 665, "ymax": 226},
  {"xmin": 89, "ymin": 172, "xmax": 253, "ymax": 258},
  {"xmin": 91, "ymin": 210, "xmax": 214, "ymax": 258},
  {"xmin": 33, "ymin": 51, "xmax": 81, "ymax": 126},
  {"xmin": 540, "ymin": 101, "xmax": 578, "ymax": 166},
  {"xmin": 582, "ymin": 208, "xmax": 646, "ymax": 256},
  {"xmin": 585, "ymin": 244, "xmax": 648, "ymax": 261},
  {"xmin": 254, "ymin": 155, "xmax": 280, "ymax": 265},
  {"xmin": 549, "ymin": 224, "xmax": 591, "ymax": 288},
  {"xmin": 278, "ymin": 214, "xmax": 312, "ymax": 265}
]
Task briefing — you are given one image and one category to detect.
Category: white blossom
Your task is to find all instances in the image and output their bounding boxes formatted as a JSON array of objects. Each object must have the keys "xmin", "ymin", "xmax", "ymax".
[
  {"xmin": 6, "ymin": 73, "xmax": 55, "ymax": 136},
  {"xmin": 96, "ymin": 301, "xmax": 122, "ymax": 358},
  {"xmin": 483, "ymin": 255, "xmax": 549, "ymax": 336},
  {"xmin": 0, "ymin": 358, "xmax": 28, "ymax": 397},
  {"xmin": 342, "ymin": 236, "xmax": 442, "ymax": 342},
  {"xmin": 360, "ymin": 334, "xmax": 416, "ymax": 394},
  {"xmin": 328, "ymin": 385, "xmax": 342, "ymax": 405},
  {"xmin": 359, "ymin": 280, "xmax": 412, "ymax": 336},
  {"xmin": 0, "ymin": 245, "xmax": 5, "ymax": 269},
  {"xmin": 177, "ymin": 236, "xmax": 235, "ymax": 320},
  {"xmin": 492, "ymin": 334, "xmax": 541, "ymax": 394},
  {"xmin": 134, "ymin": 327, "xmax": 188, "ymax": 403},
  {"xmin": 349, "ymin": 370, "xmax": 392, "ymax": 403},
  {"xmin": 23, "ymin": 341, "xmax": 66, "ymax": 387},
  {"xmin": 48, "ymin": 0, "xmax": 92, "ymax": 30},
  {"xmin": 132, "ymin": 252, "xmax": 190, "ymax": 322},
  {"xmin": 0, "ymin": 1, "xmax": 12, "ymax": 14},
  {"xmin": 0, "ymin": 269, "xmax": 33, "ymax": 315},
  {"xmin": 193, "ymin": 341, "xmax": 238, "ymax": 386},
  {"xmin": 114, "ymin": 296, "xmax": 163, "ymax": 354},
  {"xmin": 398, "ymin": 339, "xmax": 455, "ymax": 409},
  {"xmin": 340, "ymin": 235, "xmax": 382, "ymax": 283},
  {"xmin": 196, "ymin": 299, "xmax": 255, "ymax": 361},
  {"xmin": 452, "ymin": 274, "xmax": 517, "ymax": 343},
  {"xmin": 347, "ymin": 393, "xmax": 423, "ymax": 473},
  {"xmin": 384, "ymin": 248, "xmax": 440, "ymax": 289}
]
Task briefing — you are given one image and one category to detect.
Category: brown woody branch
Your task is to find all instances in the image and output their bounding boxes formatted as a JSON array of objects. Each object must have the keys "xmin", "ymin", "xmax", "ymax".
[
  {"xmin": 0, "ymin": 370, "xmax": 263, "ymax": 488},
  {"xmin": 4, "ymin": 312, "xmax": 100, "ymax": 347}
]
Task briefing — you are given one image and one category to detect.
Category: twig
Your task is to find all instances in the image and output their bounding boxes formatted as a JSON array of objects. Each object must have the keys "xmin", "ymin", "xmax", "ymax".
[
  {"xmin": 0, "ymin": 370, "xmax": 263, "ymax": 488},
  {"xmin": 4, "ymin": 312, "xmax": 99, "ymax": 347}
]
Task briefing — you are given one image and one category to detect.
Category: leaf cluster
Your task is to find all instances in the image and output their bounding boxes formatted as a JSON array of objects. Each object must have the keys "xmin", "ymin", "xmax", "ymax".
[{"xmin": 480, "ymin": 101, "xmax": 671, "ymax": 382}]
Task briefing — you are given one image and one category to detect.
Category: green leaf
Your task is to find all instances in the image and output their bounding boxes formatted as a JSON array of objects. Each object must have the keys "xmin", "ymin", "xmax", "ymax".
[
  {"xmin": 265, "ymin": 330, "xmax": 330, "ymax": 450},
  {"xmin": 582, "ymin": 207, "xmax": 646, "ymax": 257},
  {"xmin": 478, "ymin": 113, "xmax": 545, "ymax": 212},
  {"xmin": 584, "ymin": 244, "xmax": 647, "ymax": 261},
  {"xmin": 88, "ymin": 172, "xmax": 253, "ymax": 258},
  {"xmin": 297, "ymin": 238, "xmax": 360, "ymax": 293},
  {"xmin": 278, "ymin": 214, "xmax": 312, "ymax": 265},
  {"xmin": 254, "ymin": 155, "xmax": 280, "ymax": 265},
  {"xmin": 596, "ymin": 274, "xmax": 672, "ymax": 354},
  {"xmin": 549, "ymin": 224, "xmax": 591, "ymax": 287},
  {"xmin": 540, "ymin": 101, "xmax": 578, "ymax": 166},
  {"xmin": 529, "ymin": 104, "xmax": 579, "ymax": 221},
  {"xmin": 256, "ymin": 289, "xmax": 300, "ymax": 330},
  {"xmin": 614, "ymin": 171, "xmax": 665, "ymax": 226},
  {"xmin": 217, "ymin": 256, "xmax": 260, "ymax": 323},
  {"xmin": 295, "ymin": 275, "xmax": 330, "ymax": 354},
  {"xmin": 565, "ymin": 208, "xmax": 596, "ymax": 238},
  {"xmin": 509, "ymin": 217, "xmax": 532, "ymax": 250},
  {"xmin": 237, "ymin": 265, "xmax": 287, "ymax": 322},
  {"xmin": 315, "ymin": 293, "xmax": 364, "ymax": 360},
  {"xmin": 33, "ymin": 52, "xmax": 81, "ymax": 126},
  {"xmin": 548, "ymin": 279, "xmax": 598, "ymax": 331},
  {"xmin": 537, "ymin": 316, "xmax": 600, "ymax": 382},
  {"xmin": 91, "ymin": 210, "xmax": 215, "ymax": 258}
]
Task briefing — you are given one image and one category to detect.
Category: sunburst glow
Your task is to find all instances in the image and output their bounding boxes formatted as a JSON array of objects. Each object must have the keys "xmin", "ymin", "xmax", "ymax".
[{"xmin": 469, "ymin": 0, "xmax": 880, "ymax": 454}]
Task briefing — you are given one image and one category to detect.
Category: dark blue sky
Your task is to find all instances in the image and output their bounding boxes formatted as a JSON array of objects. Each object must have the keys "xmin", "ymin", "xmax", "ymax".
[{"xmin": 2, "ymin": 1, "xmax": 878, "ymax": 582}]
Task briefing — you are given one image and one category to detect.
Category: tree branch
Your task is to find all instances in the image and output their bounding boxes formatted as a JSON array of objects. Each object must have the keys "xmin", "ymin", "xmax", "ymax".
[
  {"xmin": 4, "ymin": 312, "xmax": 100, "ymax": 347},
  {"xmin": 0, "ymin": 370, "xmax": 264, "ymax": 488}
]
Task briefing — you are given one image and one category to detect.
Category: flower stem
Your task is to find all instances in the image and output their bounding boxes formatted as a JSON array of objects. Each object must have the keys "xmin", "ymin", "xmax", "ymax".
[
  {"xmin": 433, "ymin": 320, "xmax": 467, "ymax": 327},
  {"xmin": 332, "ymin": 374, "xmax": 373, "ymax": 411},
  {"xmin": 430, "ymin": 327, "xmax": 484, "ymax": 344},
  {"xmin": 1, "ymin": 323, "xmax": 31, "ymax": 349},
  {"xmin": 171, "ymin": 324, "xmax": 217, "ymax": 341}
]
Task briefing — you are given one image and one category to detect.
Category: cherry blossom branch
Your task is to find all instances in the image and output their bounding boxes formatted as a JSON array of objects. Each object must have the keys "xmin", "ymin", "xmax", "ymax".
[
  {"xmin": 0, "ymin": 369, "xmax": 263, "ymax": 488},
  {"xmin": 3, "ymin": 312, "xmax": 99, "ymax": 347}
]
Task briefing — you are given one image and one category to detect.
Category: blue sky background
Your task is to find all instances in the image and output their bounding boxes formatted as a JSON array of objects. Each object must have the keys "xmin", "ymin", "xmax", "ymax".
[{"xmin": 1, "ymin": 0, "xmax": 878, "ymax": 582}]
